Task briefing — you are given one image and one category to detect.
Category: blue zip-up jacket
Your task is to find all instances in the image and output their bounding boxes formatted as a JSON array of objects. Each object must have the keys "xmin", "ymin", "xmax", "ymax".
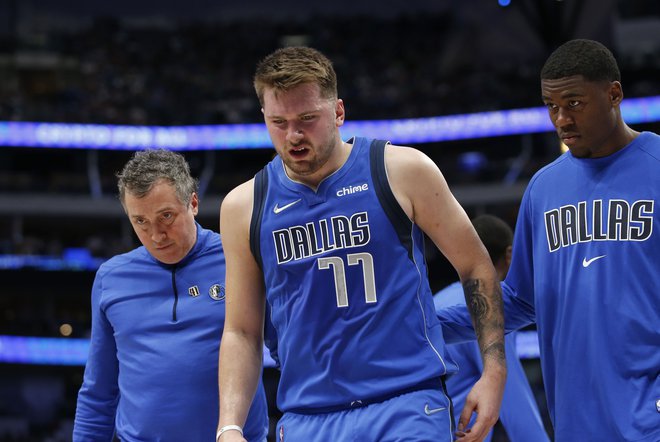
[{"xmin": 73, "ymin": 224, "xmax": 268, "ymax": 442}]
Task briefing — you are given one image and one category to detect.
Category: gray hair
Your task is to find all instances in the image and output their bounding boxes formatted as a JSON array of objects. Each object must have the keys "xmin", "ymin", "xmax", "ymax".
[{"xmin": 117, "ymin": 149, "xmax": 198, "ymax": 206}]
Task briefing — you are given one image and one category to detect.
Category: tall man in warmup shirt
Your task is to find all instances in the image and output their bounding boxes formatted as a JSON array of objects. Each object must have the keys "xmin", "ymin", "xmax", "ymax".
[{"xmin": 438, "ymin": 39, "xmax": 660, "ymax": 441}]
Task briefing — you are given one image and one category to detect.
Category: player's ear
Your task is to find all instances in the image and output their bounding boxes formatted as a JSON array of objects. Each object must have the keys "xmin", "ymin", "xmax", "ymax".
[
  {"xmin": 190, "ymin": 193, "xmax": 199, "ymax": 216},
  {"xmin": 335, "ymin": 99, "xmax": 345, "ymax": 127},
  {"xmin": 609, "ymin": 81, "xmax": 623, "ymax": 106}
]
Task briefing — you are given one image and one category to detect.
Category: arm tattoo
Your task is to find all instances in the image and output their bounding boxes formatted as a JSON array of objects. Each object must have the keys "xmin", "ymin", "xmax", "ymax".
[
  {"xmin": 482, "ymin": 341, "xmax": 506, "ymax": 365},
  {"xmin": 463, "ymin": 279, "xmax": 489, "ymax": 331},
  {"xmin": 463, "ymin": 278, "xmax": 506, "ymax": 366}
]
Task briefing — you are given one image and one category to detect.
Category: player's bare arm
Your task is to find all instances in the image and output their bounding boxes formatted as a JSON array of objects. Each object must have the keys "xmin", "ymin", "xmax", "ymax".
[
  {"xmin": 217, "ymin": 180, "xmax": 266, "ymax": 442},
  {"xmin": 384, "ymin": 145, "xmax": 505, "ymax": 361},
  {"xmin": 385, "ymin": 144, "xmax": 506, "ymax": 440}
]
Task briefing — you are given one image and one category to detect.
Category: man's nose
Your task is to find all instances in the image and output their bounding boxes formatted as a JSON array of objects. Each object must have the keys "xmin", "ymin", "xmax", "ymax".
[
  {"xmin": 150, "ymin": 226, "xmax": 167, "ymax": 243},
  {"xmin": 286, "ymin": 126, "xmax": 304, "ymax": 143},
  {"xmin": 555, "ymin": 107, "xmax": 574, "ymax": 128}
]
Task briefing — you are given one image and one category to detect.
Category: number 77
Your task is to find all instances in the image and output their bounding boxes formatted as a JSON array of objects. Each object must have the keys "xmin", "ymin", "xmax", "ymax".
[{"xmin": 317, "ymin": 252, "xmax": 377, "ymax": 308}]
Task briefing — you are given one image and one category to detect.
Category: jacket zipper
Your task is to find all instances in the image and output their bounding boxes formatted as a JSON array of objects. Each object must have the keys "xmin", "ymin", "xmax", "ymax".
[{"xmin": 171, "ymin": 266, "xmax": 179, "ymax": 321}]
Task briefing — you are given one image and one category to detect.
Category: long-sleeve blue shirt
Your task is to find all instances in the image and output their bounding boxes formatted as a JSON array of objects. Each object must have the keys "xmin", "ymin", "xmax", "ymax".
[
  {"xmin": 434, "ymin": 282, "xmax": 549, "ymax": 442},
  {"xmin": 73, "ymin": 224, "xmax": 268, "ymax": 441},
  {"xmin": 438, "ymin": 132, "xmax": 660, "ymax": 441}
]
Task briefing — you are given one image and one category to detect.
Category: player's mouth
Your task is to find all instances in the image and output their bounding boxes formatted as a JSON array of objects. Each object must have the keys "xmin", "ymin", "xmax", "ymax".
[
  {"xmin": 561, "ymin": 133, "xmax": 579, "ymax": 146},
  {"xmin": 289, "ymin": 145, "xmax": 309, "ymax": 158}
]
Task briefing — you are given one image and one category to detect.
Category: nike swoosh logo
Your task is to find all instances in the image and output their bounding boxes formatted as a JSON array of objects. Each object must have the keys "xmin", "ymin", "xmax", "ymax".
[
  {"xmin": 582, "ymin": 255, "xmax": 606, "ymax": 267},
  {"xmin": 424, "ymin": 404, "xmax": 446, "ymax": 415},
  {"xmin": 273, "ymin": 199, "xmax": 301, "ymax": 214}
]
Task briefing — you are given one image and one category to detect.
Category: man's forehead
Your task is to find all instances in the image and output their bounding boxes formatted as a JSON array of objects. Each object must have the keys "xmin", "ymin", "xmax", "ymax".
[
  {"xmin": 124, "ymin": 192, "xmax": 182, "ymax": 216},
  {"xmin": 541, "ymin": 76, "xmax": 593, "ymax": 99}
]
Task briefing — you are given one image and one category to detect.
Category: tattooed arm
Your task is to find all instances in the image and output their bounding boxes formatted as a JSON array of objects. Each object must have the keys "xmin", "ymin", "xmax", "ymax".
[
  {"xmin": 460, "ymin": 278, "xmax": 508, "ymax": 435},
  {"xmin": 464, "ymin": 278, "xmax": 506, "ymax": 368},
  {"xmin": 385, "ymin": 144, "xmax": 506, "ymax": 441}
]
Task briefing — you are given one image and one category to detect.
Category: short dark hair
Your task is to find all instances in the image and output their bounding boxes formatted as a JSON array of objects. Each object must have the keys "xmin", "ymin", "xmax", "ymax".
[
  {"xmin": 117, "ymin": 149, "xmax": 198, "ymax": 207},
  {"xmin": 541, "ymin": 39, "xmax": 620, "ymax": 82},
  {"xmin": 472, "ymin": 215, "xmax": 513, "ymax": 264},
  {"xmin": 253, "ymin": 46, "xmax": 338, "ymax": 107}
]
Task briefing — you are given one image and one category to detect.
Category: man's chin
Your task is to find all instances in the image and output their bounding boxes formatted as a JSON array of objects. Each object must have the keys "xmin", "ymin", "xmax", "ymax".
[{"xmin": 568, "ymin": 147, "xmax": 591, "ymax": 159}]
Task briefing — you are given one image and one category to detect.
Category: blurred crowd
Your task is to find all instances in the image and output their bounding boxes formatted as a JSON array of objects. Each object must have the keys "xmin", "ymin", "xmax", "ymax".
[{"xmin": 1, "ymin": 14, "xmax": 554, "ymax": 126}]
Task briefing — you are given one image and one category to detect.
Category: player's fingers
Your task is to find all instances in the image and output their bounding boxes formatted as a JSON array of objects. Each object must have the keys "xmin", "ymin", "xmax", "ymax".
[
  {"xmin": 462, "ymin": 419, "xmax": 488, "ymax": 441},
  {"xmin": 464, "ymin": 410, "xmax": 497, "ymax": 442},
  {"xmin": 454, "ymin": 427, "xmax": 470, "ymax": 439},
  {"xmin": 457, "ymin": 402, "xmax": 474, "ymax": 433}
]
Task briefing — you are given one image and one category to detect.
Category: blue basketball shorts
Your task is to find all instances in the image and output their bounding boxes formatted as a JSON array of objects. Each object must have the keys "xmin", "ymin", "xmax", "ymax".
[{"xmin": 275, "ymin": 385, "xmax": 454, "ymax": 442}]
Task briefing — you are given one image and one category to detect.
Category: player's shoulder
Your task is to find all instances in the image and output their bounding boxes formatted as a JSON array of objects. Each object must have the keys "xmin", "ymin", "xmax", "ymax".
[
  {"xmin": 220, "ymin": 178, "xmax": 256, "ymax": 238},
  {"xmin": 383, "ymin": 143, "xmax": 438, "ymax": 176},
  {"xmin": 525, "ymin": 152, "xmax": 571, "ymax": 193},
  {"xmin": 636, "ymin": 131, "xmax": 660, "ymax": 161},
  {"xmin": 222, "ymin": 178, "xmax": 255, "ymax": 213},
  {"xmin": 384, "ymin": 142, "xmax": 428, "ymax": 159}
]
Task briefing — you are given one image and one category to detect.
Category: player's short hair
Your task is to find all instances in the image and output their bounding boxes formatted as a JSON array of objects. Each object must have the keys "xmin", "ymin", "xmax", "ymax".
[
  {"xmin": 253, "ymin": 46, "xmax": 338, "ymax": 106},
  {"xmin": 541, "ymin": 39, "xmax": 620, "ymax": 83},
  {"xmin": 117, "ymin": 149, "xmax": 198, "ymax": 207},
  {"xmin": 472, "ymin": 215, "xmax": 513, "ymax": 264}
]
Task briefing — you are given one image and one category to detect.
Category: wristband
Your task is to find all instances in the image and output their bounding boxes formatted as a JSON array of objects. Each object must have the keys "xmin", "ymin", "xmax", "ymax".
[{"xmin": 217, "ymin": 425, "xmax": 243, "ymax": 440}]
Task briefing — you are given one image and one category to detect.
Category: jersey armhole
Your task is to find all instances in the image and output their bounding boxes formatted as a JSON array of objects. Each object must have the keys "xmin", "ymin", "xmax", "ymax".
[
  {"xmin": 249, "ymin": 168, "xmax": 268, "ymax": 269},
  {"xmin": 369, "ymin": 139, "xmax": 415, "ymax": 260}
]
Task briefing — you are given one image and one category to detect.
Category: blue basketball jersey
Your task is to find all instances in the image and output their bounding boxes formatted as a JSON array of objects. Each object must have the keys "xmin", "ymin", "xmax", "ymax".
[
  {"xmin": 505, "ymin": 131, "xmax": 660, "ymax": 440},
  {"xmin": 251, "ymin": 137, "xmax": 456, "ymax": 413}
]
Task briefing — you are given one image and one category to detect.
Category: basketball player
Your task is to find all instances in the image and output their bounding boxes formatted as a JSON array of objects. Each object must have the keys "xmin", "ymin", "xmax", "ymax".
[
  {"xmin": 439, "ymin": 39, "xmax": 660, "ymax": 441},
  {"xmin": 216, "ymin": 46, "xmax": 507, "ymax": 442}
]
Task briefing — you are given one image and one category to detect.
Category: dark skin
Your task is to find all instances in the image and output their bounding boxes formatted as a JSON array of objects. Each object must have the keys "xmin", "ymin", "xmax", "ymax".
[{"xmin": 541, "ymin": 75, "xmax": 639, "ymax": 159}]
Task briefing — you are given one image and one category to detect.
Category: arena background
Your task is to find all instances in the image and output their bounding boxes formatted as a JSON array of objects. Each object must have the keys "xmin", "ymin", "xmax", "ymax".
[{"xmin": 0, "ymin": 0, "xmax": 658, "ymax": 440}]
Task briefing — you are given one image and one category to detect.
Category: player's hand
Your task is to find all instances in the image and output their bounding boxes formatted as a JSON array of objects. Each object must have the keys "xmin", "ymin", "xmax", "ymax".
[{"xmin": 455, "ymin": 367, "xmax": 505, "ymax": 441}]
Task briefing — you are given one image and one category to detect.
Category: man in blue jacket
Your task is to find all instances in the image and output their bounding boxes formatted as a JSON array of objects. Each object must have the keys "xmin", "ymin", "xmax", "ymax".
[
  {"xmin": 434, "ymin": 215, "xmax": 549, "ymax": 442},
  {"xmin": 73, "ymin": 149, "xmax": 268, "ymax": 441}
]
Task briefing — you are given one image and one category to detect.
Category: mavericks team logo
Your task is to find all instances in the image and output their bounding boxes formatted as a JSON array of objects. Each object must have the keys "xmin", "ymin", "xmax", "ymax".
[{"xmin": 208, "ymin": 284, "xmax": 225, "ymax": 301}]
